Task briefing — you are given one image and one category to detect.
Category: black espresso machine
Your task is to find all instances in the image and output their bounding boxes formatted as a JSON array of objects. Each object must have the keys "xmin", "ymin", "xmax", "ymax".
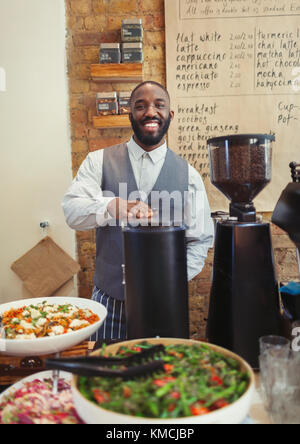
[
  {"xmin": 272, "ymin": 162, "xmax": 300, "ymax": 264},
  {"xmin": 206, "ymin": 134, "xmax": 282, "ymax": 368},
  {"xmin": 272, "ymin": 162, "xmax": 300, "ymax": 323}
]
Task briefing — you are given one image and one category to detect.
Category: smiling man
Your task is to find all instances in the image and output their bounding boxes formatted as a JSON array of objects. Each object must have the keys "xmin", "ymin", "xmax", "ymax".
[
  {"xmin": 129, "ymin": 82, "xmax": 173, "ymax": 150},
  {"xmin": 62, "ymin": 81, "xmax": 214, "ymax": 340}
]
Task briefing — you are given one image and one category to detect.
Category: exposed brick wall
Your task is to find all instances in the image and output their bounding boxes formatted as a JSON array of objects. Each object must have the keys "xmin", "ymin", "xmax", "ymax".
[
  {"xmin": 65, "ymin": 0, "xmax": 167, "ymax": 302},
  {"xmin": 65, "ymin": 0, "xmax": 299, "ymax": 339}
]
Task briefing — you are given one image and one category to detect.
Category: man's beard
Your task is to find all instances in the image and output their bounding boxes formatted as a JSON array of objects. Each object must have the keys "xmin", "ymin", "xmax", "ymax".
[{"xmin": 129, "ymin": 114, "xmax": 171, "ymax": 147}]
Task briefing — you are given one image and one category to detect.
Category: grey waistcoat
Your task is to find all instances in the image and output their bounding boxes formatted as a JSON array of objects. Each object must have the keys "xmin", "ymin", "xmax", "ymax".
[{"xmin": 94, "ymin": 143, "xmax": 189, "ymax": 301}]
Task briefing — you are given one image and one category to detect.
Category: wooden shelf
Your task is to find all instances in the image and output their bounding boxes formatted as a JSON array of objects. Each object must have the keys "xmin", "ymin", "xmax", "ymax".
[
  {"xmin": 91, "ymin": 63, "xmax": 143, "ymax": 83},
  {"xmin": 93, "ymin": 114, "xmax": 131, "ymax": 129}
]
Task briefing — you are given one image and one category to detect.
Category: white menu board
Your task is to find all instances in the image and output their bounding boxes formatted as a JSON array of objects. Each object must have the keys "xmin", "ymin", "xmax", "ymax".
[{"xmin": 165, "ymin": 0, "xmax": 300, "ymax": 211}]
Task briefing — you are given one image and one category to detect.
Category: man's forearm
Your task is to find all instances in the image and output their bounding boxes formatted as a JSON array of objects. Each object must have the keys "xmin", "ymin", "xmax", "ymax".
[{"xmin": 62, "ymin": 194, "xmax": 114, "ymax": 231}]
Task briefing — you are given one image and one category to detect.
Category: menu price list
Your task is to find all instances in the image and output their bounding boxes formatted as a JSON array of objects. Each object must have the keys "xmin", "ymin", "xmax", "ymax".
[
  {"xmin": 176, "ymin": 25, "xmax": 300, "ymax": 96},
  {"xmin": 176, "ymin": 101, "xmax": 241, "ymax": 177},
  {"xmin": 166, "ymin": 0, "xmax": 300, "ymax": 210},
  {"xmin": 176, "ymin": 94, "xmax": 300, "ymax": 176}
]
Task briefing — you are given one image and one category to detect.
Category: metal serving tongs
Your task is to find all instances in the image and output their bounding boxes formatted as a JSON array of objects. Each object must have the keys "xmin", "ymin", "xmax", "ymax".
[{"xmin": 45, "ymin": 345, "xmax": 166, "ymax": 379}]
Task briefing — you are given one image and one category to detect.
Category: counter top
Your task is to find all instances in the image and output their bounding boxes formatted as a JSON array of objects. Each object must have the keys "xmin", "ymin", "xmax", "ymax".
[
  {"xmin": 249, "ymin": 375, "xmax": 272, "ymax": 424},
  {"xmin": 0, "ymin": 341, "xmax": 272, "ymax": 424}
]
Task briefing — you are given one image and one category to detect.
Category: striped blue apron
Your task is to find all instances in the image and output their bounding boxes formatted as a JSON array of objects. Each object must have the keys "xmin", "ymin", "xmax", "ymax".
[{"xmin": 90, "ymin": 287, "xmax": 127, "ymax": 341}]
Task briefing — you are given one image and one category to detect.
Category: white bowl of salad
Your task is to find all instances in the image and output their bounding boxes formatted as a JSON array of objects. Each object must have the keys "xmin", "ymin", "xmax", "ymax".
[
  {"xmin": 72, "ymin": 338, "xmax": 255, "ymax": 424},
  {"xmin": 0, "ymin": 297, "xmax": 107, "ymax": 356},
  {"xmin": 0, "ymin": 371, "xmax": 83, "ymax": 424}
]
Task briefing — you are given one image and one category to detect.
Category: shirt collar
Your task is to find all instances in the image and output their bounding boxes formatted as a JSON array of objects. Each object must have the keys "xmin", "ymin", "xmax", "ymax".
[{"xmin": 127, "ymin": 137, "xmax": 167, "ymax": 164}]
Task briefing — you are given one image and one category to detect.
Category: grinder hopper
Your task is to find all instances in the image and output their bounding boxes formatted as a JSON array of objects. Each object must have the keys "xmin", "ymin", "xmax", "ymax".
[{"xmin": 209, "ymin": 134, "xmax": 274, "ymax": 221}]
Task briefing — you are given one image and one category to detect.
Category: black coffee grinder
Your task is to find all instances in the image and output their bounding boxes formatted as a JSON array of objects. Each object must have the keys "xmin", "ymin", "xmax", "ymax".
[{"xmin": 206, "ymin": 134, "xmax": 281, "ymax": 368}]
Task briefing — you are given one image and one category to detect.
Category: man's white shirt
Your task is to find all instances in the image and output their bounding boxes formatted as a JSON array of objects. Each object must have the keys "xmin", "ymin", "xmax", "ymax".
[{"xmin": 62, "ymin": 137, "xmax": 214, "ymax": 280}]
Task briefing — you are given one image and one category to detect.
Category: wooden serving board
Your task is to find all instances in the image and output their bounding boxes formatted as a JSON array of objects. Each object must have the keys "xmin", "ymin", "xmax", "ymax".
[{"xmin": 0, "ymin": 342, "xmax": 94, "ymax": 387}]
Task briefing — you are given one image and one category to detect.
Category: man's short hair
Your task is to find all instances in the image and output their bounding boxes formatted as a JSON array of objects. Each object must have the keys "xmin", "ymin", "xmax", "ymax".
[{"xmin": 130, "ymin": 81, "xmax": 170, "ymax": 105}]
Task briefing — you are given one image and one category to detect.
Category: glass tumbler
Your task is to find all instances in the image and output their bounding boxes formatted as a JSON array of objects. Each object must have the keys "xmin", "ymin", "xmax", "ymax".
[{"xmin": 259, "ymin": 335, "xmax": 291, "ymax": 358}]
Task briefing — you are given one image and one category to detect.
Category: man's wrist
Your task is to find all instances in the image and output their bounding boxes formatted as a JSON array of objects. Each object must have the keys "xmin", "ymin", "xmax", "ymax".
[{"xmin": 96, "ymin": 197, "xmax": 115, "ymax": 226}]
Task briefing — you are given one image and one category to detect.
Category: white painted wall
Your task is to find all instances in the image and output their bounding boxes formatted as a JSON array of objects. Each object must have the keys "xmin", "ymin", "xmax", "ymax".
[{"xmin": 0, "ymin": 0, "xmax": 76, "ymax": 303}]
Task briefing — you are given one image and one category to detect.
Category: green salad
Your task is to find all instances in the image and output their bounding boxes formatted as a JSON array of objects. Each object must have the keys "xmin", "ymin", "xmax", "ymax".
[{"xmin": 78, "ymin": 342, "xmax": 250, "ymax": 419}]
